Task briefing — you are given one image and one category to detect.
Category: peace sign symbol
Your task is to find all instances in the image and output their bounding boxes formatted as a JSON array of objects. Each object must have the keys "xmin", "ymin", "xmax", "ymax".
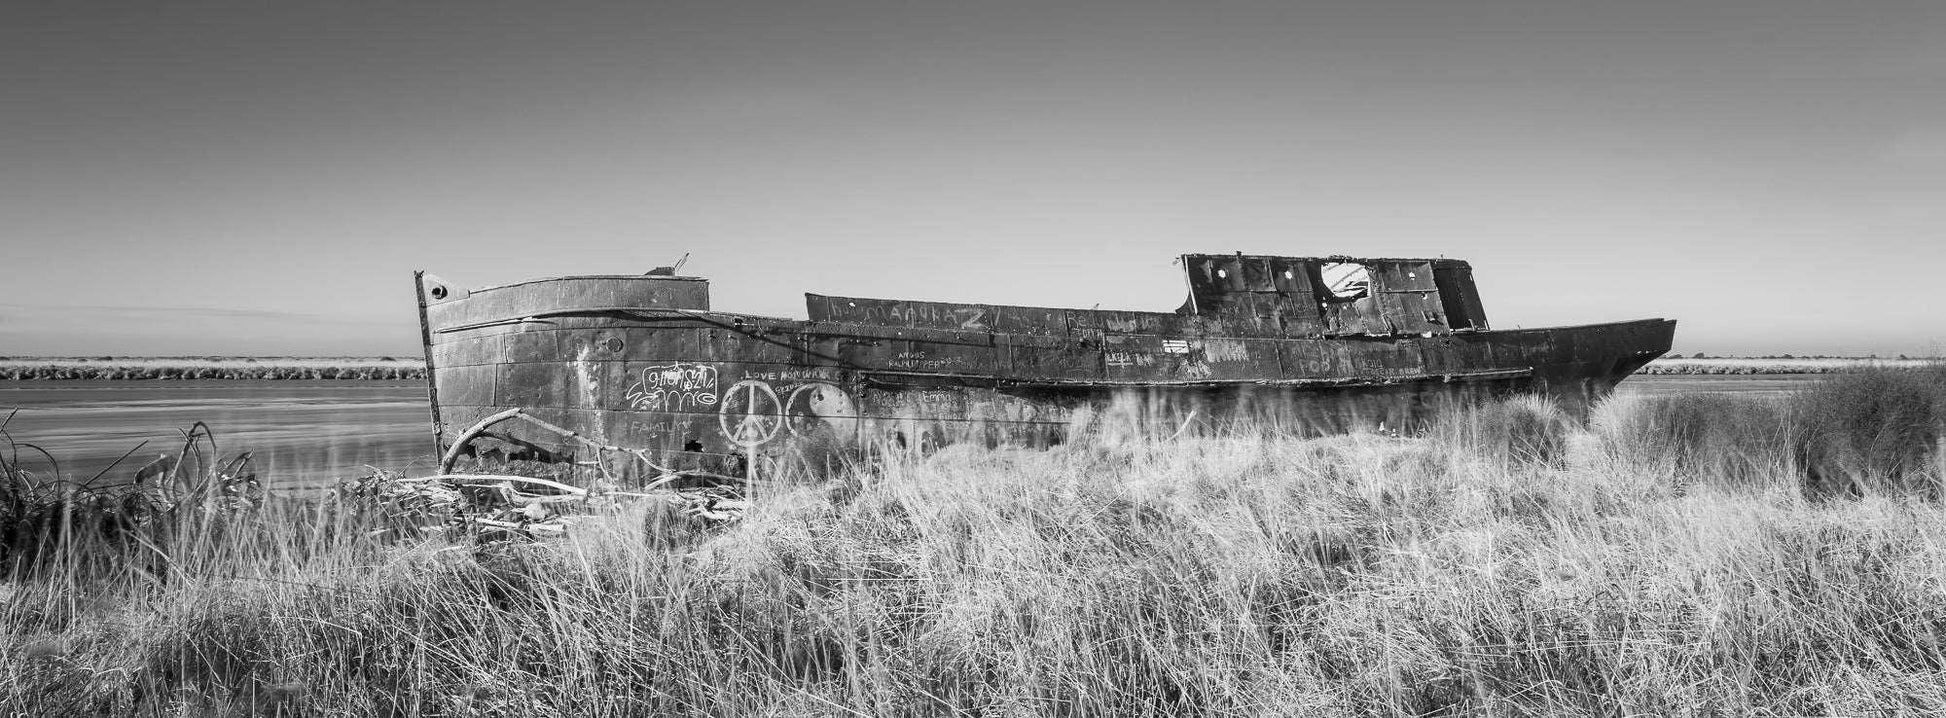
[{"xmin": 718, "ymin": 379, "xmax": 783, "ymax": 448}]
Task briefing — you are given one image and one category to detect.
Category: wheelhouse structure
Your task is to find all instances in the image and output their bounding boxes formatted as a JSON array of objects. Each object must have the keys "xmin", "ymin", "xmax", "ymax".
[{"xmin": 415, "ymin": 254, "xmax": 1674, "ymax": 476}]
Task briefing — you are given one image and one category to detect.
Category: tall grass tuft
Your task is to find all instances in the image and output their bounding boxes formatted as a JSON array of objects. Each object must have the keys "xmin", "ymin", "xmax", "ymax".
[
  {"xmin": 1589, "ymin": 393, "xmax": 1799, "ymax": 492},
  {"xmin": 1431, "ymin": 393, "xmax": 1575, "ymax": 470},
  {"xmin": 0, "ymin": 422, "xmax": 284, "ymax": 583},
  {"xmin": 1791, "ymin": 363, "xmax": 1946, "ymax": 496}
]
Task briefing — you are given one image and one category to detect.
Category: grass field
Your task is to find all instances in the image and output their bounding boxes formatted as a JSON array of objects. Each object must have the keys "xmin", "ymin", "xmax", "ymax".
[{"xmin": 2, "ymin": 366, "xmax": 1943, "ymax": 716}]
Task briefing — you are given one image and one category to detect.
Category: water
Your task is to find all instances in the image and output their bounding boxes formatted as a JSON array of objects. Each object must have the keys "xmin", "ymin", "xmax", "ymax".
[
  {"xmin": 0, "ymin": 373, "xmax": 1815, "ymax": 486},
  {"xmin": 0, "ymin": 380, "xmax": 434, "ymax": 486}
]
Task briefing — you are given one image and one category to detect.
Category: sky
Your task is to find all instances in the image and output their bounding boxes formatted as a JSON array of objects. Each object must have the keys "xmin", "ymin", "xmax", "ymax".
[{"xmin": 3, "ymin": 0, "xmax": 1943, "ymax": 357}]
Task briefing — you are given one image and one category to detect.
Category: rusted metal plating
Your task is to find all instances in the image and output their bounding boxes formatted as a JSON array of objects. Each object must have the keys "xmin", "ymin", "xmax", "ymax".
[{"xmin": 415, "ymin": 255, "xmax": 1675, "ymax": 477}]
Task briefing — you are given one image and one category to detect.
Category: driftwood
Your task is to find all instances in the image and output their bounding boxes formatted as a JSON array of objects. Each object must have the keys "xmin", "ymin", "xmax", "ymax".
[
  {"xmin": 365, "ymin": 469, "xmax": 746, "ymax": 541},
  {"xmin": 439, "ymin": 409, "xmax": 717, "ymax": 480},
  {"xmin": 416, "ymin": 407, "xmax": 752, "ymax": 540}
]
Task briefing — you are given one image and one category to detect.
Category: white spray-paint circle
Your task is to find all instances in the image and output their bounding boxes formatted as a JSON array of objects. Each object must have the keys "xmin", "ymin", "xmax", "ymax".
[
  {"xmin": 785, "ymin": 382, "xmax": 860, "ymax": 442},
  {"xmin": 718, "ymin": 379, "xmax": 783, "ymax": 448}
]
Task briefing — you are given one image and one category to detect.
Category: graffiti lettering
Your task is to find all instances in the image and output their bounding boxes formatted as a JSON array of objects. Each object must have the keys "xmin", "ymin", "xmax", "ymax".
[
  {"xmin": 834, "ymin": 301, "xmax": 992, "ymax": 331},
  {"xmin": 625, "ymin": 363, "xmax": 720, "ymax": 412},
  {"xmin": 1104, "ymin": 351, "xmax": 1157, "ymax": 368},
  {"xmin": 954, "ymin": 307, "xmax": 989, "ymax": 330},
  {"xmin": 888, "ymin": 351, "xmax": 967, "ymax": 371},
  {"xmin": 1359, "ymin": 365, "xmax": 1428, "ymax": 378},
  {"xmin": 624, "ymin": 417, "xmax": 685, "ymax": 439},
  {"xmin": 741, "ymin": 367, "xmax": 840, "ymax": 383}
]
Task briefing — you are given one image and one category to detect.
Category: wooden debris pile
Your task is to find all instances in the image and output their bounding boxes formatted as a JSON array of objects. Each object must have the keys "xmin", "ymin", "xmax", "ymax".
[
  {"xmin": 380, "ymin": 406, "xmax": 763, "ymax": 541},
  {"xmin": 339, "ymin": 469, "xmax": 747, "ymax": 542}
]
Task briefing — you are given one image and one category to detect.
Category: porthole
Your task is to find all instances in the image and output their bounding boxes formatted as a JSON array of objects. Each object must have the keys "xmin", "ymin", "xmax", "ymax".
[{"xmin": 429, "ymin": 286, "xmax": 448, "ymax": 300}]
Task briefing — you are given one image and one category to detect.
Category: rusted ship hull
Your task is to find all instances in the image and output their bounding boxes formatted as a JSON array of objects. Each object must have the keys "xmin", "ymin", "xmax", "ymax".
[{"xmin": 416, "ymin": 256, "xmax": 1674, "ymax": 470}]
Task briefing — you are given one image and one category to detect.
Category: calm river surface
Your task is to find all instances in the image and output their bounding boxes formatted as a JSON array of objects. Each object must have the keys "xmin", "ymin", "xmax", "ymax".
[
  {"xmin": 0, "ymin": 374, "xmax": 1813, "ymax": 486},
  {"xmin": 0, "ymin": 380, "xmax": 434, "ymax": 486}
]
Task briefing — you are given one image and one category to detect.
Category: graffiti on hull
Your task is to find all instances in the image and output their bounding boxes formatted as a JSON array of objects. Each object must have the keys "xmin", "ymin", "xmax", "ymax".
[
  {"xmin": 784, "ymin": 382, "xmax": 859, "ymax": 440},
  {"xmin": 625, "ymin": 363, "xmax": 721, "ymax": 412},
  {"xmin": 718, "ymin": 379, "xmax": 783, "ymax": 448},
  {"xmin": 716, "ymin": 377, "xmax": 862, "ymax": 448}
]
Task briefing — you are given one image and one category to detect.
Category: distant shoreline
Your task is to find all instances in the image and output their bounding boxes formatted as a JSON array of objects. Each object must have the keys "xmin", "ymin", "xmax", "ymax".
[
  {"xmin": 4, "ymin": 355, "xmax": 1937, "ymax": 380},
  {"xmin": 0, "ymin": 357, "xmax": 426, "ymax": 381},
  {"xmin": 1636, "ymin": 357, "xmax": 1941, "ymax": 375}
]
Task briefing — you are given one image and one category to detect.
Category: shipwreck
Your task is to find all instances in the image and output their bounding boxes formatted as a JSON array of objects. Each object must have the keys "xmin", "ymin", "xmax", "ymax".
[{"xmin": 414, "ymin": 254, "xmax": 1674, "ymax": 476}]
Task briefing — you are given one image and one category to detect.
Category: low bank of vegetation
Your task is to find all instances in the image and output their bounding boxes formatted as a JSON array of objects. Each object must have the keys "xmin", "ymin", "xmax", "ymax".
[
  {"xmin": 1640, "ymin": 356, "xmax": 1940, "ymax": 375},
  {"xmin": 2, "ymin": 366, "xmax": 1943, "ymax": 716},
  {"xmin": 0, "ymin": 357, "xmax": 424, "ymax": 381}
]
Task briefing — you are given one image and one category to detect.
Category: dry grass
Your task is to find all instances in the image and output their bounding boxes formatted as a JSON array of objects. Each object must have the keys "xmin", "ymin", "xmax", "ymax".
[{"xmin": 3, "ymin": 368, "xmax": 1944, "ymax": 716}]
